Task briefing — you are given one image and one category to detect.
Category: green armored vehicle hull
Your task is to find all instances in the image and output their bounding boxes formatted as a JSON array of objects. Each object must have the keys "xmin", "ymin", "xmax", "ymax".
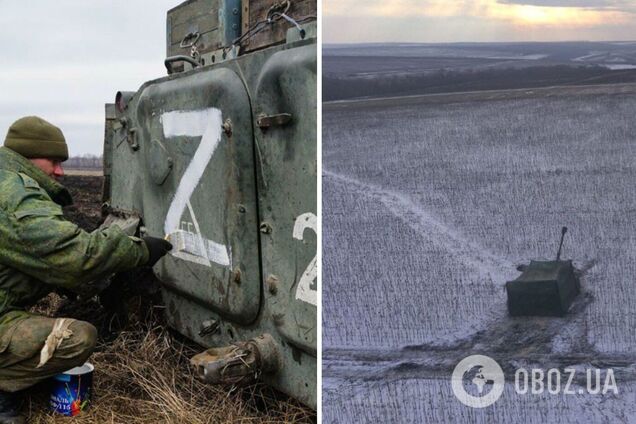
[
  {"xmin": 102, "ymin": 0, "xmax": 316, "ymax": 407},
  {"xmin": 506, "ymin": 260, "xmax": 580, "ymax": 317},
  {"xmin": 506, "ymin": 228, "xmax": 580, "ymax": 317}
]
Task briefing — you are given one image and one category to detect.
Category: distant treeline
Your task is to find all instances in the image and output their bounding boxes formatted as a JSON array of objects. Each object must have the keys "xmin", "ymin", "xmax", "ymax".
[
  {"xmin": 323, "ymin": 65, "xmax": 636, "ymax": 101},
  {"xmin": 66, "ymin": 154, "xmax": 102, "ymax": 169}
]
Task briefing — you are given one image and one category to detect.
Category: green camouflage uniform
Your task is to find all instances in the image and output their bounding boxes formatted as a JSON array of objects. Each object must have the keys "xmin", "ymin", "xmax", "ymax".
[{"xmin": 0, "ymin": 146, "xmax": 149, "ymax": 391}]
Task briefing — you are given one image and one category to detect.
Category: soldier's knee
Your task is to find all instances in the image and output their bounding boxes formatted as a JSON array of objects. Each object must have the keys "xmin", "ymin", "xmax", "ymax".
[{"xmin": 69, "ymin": 321, "xmax": 97, "ymax": 355}]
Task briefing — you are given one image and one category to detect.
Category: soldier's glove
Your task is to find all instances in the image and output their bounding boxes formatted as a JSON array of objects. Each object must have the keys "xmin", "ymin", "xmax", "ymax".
[{"xmin": 142, "ymin": 236, "xmax": 173, "ymax": 266}]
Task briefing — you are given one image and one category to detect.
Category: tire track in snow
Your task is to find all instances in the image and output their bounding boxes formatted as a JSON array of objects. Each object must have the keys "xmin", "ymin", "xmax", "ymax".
[{"xmin": 324, "ymin": 169, "xmax": 514, "ymax": 285}]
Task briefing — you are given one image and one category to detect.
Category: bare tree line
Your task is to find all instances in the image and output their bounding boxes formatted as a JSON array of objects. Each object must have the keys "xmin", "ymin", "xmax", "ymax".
[
  {"xmin": 65, "ymin": 154, "xmax": 103, "ymax": 169},
  {"xmin": 324, "ymin": 65, "xmax": 636, "ymax": 101}
]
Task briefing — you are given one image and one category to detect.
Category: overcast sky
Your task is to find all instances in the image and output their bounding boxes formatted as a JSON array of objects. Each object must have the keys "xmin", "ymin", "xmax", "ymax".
[
  {"xmin": 3, "ymin": 2, "xmax": 635, "ymax": 156},
  {"xmin": 324, "ymin": 0, "xmax": 636, "ymax": 44},
  {"xmin": 0, "ymin": 1, "xmax": 182, "ymax": 156}
]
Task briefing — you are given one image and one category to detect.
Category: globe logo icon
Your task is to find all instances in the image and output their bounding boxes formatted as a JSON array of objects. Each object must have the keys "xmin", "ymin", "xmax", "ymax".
[
  {"xmin": 451, "ymin": 355, "xmax": 505, "ymax": 408},
  {"xmin": 469, "ymin": 366, "xmax": 492, "ymax": 394}
]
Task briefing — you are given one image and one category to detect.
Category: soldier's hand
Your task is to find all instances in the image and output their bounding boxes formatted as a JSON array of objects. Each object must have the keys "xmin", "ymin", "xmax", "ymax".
[{"xmin": 142, "ymin": 236, "xmax": 173, "ymax": 266}]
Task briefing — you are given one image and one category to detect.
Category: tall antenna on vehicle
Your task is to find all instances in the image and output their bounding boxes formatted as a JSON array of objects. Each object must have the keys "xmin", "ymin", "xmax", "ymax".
[{"xmin": 556, "ymin": 226, "xmax": 568, "ymax": 261}]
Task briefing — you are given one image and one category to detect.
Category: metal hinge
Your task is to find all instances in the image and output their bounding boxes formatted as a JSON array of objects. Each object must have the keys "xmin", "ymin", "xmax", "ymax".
[{"xmin": 257, "ymin": 113, "xmax": 292, "ymax": 129}]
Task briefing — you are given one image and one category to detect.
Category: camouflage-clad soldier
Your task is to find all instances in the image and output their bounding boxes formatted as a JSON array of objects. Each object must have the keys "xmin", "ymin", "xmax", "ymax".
[{"xmin": 0, "ymin": 116, "xmax": 172, "ymax": 423}]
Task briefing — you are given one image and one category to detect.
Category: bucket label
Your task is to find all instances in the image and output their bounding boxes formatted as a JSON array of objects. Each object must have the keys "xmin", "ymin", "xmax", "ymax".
[{"xmin": 50, "ymin": 373, "xmax": 92, "ymax": 416}]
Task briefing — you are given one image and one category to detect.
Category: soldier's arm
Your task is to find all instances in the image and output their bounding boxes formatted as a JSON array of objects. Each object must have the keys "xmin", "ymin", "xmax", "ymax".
[{"xmin": 0, "ymin": 182, "xmax": 150, "ymax": 288}]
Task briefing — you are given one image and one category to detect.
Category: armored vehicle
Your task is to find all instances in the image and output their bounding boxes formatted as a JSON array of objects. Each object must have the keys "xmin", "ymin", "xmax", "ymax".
[
  {"xmin": 506, "ymin": 227, "xmax": 580, "ymax": 317},
  {"xmin": 101, "ymin": 0, "xmax": 316, "ymax": 407}
]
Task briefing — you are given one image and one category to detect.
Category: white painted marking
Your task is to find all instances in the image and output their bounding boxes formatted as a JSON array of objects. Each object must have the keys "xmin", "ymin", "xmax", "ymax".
[
  {"xmin": 187, "ymin": 200, "xmax": 211, "ymax": 265},
  {"xmin": 161, "ymin": 109, "xmax": 216, "ymax": 138},
  {"xmin": 161, "ymin": 108, "xmax": 231, "ymax": 268},
  {"xmin": 171, "ymin": 250, "xmax": 213, "ymax": 267},
  {"xmin": 293, "ymin": 212, "xmax": 317, "ymax": 306},
  {"xmin": 293, "ymin": 212, "xmax": 317, "ymax": 240},
  {"xmin": 168, "ymin": 230, "xmax": 231, "ymax": 267}
]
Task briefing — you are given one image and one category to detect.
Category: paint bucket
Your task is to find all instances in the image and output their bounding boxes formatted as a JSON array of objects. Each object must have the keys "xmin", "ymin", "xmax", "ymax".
[{"xmin": 49, "ymin": 362, "xmax": 94, "ymax": 416}]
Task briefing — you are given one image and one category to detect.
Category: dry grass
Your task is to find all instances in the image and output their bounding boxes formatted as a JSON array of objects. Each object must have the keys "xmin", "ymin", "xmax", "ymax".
[{"xmin": 26, "ymin": 294, "xmax": 315, "ymax": 424}]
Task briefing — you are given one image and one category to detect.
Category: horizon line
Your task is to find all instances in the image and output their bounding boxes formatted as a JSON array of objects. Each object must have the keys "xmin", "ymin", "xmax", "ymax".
[{"xmin": 324, "ymin": 40, "xmax": 636, "ymax": 46}]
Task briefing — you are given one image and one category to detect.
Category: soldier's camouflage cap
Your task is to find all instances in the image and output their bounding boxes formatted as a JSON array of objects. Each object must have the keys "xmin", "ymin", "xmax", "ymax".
[{"xmin": 4, "ymin": 116, "xmax": 69, "ymax": 161}]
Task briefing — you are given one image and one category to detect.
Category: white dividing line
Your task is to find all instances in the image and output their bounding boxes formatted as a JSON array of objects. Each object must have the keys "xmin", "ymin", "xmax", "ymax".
[{"xmin": 161, "ymin": 108, "xmax": 231, "ymax": 268}]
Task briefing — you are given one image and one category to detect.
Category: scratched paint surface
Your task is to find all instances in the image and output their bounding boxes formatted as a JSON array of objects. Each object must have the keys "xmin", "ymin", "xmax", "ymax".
[{"xmin": 322, "ymin": 87, "xmax": 636, "ymax": 422}]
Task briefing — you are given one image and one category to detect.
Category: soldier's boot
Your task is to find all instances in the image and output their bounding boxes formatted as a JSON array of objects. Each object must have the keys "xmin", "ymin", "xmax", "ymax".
[{"xmin": 0, "ymin": 390, "xmax": 24, "ymax": 424}]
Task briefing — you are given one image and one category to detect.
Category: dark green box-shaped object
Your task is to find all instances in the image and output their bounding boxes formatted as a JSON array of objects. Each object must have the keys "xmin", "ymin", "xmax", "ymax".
[{"xmin": 506, "ymin": 260, "xmax": 580, "ymax": 317}]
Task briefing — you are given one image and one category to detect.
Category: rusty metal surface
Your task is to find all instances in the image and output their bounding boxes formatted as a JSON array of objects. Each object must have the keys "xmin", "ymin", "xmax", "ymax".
[{"xmin": 191, "ymin": 333, "xmax": 281, "ymax": 385}]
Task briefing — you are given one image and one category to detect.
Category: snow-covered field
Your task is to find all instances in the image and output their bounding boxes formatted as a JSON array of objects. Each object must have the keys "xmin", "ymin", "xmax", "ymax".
[{"xmin": 323, "ymin": 84, "xmax": 636, "ymax": 422}]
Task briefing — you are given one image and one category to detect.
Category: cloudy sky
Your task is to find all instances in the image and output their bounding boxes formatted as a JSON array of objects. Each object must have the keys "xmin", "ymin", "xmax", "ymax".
[
  {"xmin": 324, "ymin": 0, "xmax": 636, "ymax": 43},
  {"xmin": 3, "ymin": 1, "xmax": 634, "ymax": 156},
  {"xmin": 0, "ymin": 1, "xmax": 182, "ymax": 156}
]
